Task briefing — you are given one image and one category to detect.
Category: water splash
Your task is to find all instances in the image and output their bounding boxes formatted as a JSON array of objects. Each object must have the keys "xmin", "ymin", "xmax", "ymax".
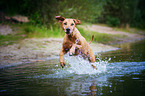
[
  {"xmin": 28, "ymin": 55, "xmax": 145, "ymax": 95},
  {"xmin": 32, "ymin": 54, "xmax": 110, "ymax": 79},
  {"xmin": 64, "ymin": 55, "xmax": 107, "ymax": 75},
  {"xmin": 31, "ymin": 53, "xmax": 145, "ymax": 80}
]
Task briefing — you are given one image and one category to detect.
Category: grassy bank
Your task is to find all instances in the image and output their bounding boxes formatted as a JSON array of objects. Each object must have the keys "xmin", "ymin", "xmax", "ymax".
[
  {"xmin": 77, "ymin": 27, "xmax": 124, "ymax": 44},
  {"xmin": 0, "ymin": 23, "xmax": 64, "ymax": 46},
  {"xmin": 0, "ymin": 35, "xmax": 25, "ymax": 46},
  {"xmin": 0, "ymin": 23, "xmax": 144, "ymax": 66},
  {"xmin": 22, "ymin": 24, "xmax": 124, "ymax": 44},
  {"xmin": 21, "ymin": 24, "xmax": 65, "ymax": 38},
  {"xmin": 1, "ymin": 23, "xmax": 143, "ymax": 46}
]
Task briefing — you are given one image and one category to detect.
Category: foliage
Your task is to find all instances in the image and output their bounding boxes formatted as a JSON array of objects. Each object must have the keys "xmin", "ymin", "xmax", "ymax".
[
  {"xmin": 56, "ymin": 0, "xmax": 106, "ymax": 23},
  {"xmin": 0, "ymin": 0, "xmax": 106, "ymax": 25},
  {"xmin": 102, "ymin": 0, "xmax": 145, "ymax": 28},
  {"xmin": 0, "ymin": 0, "xmax": 145, "ymax": 29},
  {"xmin": 134, "ymin": 0, "xmax": 145, "ymax": 28},
  {"xmin": 106, "ymin": 16, "xmax": 120, "ymax": 27}
]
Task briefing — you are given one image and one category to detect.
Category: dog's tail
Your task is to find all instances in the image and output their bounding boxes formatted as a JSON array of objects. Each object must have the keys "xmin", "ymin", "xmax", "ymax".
[{"xmin": 88, "ymin": 35, "xmax": 94, "ymax": 44}]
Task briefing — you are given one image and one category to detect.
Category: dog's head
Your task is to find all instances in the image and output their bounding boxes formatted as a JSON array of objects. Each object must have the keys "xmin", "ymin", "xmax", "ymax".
[{"xmin": 56, "ymin": 16, "xmax": 81, "ymax": 35}]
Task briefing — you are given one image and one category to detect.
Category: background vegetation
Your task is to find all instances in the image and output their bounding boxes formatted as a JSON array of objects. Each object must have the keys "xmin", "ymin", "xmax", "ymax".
[
  {"xmin": 0, "ymin": 0, "xmax": 145, "ymax": 45},
  {"xmin": 1, "ymin": 0, "xmax": 145, "ymax": 28}
]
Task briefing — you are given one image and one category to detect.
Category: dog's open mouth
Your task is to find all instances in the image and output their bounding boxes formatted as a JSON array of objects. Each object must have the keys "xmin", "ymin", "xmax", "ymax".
[{"xmin": 66, "ymin": 31, "xmax": 70, "ymax": 35}]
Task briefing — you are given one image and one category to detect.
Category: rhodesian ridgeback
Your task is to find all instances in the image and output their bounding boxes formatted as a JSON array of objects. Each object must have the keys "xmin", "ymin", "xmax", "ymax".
[{"xmin": 56, "ymin": 16, "xmax": 96, "ymax": 68}]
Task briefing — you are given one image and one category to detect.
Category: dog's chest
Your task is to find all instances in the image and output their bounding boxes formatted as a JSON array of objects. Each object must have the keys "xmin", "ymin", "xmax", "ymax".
[
  {"xmin": 63, "ymin": 41, "xmax": 72, "ymax": 53},
  {"xmin": 63, "ymin": 37, "xmax": 76, "ymax": 52},
  {"xmin": 63, "ymin": 35, "xmax": 81, "ymax": 53}
]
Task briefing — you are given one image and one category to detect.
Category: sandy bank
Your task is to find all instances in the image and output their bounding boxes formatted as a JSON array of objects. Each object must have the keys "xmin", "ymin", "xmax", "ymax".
[{"xmin": 0, "ymin": 38, "xmax": 118, "ymax": 68}]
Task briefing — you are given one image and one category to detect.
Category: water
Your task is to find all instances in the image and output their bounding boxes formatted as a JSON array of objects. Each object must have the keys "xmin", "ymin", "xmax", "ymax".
[{"xmin": 0, "ymin": 40, "xmax": 145, "ymax": 96}]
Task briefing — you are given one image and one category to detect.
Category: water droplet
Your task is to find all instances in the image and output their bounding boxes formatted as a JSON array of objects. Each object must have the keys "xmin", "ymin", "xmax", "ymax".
[{"xmin": 132, "ymin": 78, "xmax": 139, "ymax": 80}]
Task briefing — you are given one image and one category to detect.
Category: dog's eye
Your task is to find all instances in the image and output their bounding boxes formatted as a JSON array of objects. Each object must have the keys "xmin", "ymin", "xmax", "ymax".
[
  {"xmin": 71, "ymin": 23, "xmax": 74, "ymax": 26},
  {"xmin": 64, "ymin": 22, "xmax": 67, "ymax": 25}
]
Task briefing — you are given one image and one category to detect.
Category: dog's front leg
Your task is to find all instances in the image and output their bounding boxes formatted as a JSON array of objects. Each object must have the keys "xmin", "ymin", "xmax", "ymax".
[
  {"xmin": 60, "ymin": 49, "xmax": 65, "ymax": 68},
  {"xmin": 69, "ymin": 44, "xmax": 76, "ymax": 56},
  {"xmin": 69, "ymin": 44, "xmax": 82, "ymax": 56}
]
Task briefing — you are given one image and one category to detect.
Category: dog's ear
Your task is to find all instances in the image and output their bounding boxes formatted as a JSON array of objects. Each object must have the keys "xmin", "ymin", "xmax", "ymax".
[
  {"xmin": 56, "ymin": 16, "xmax": 65, "ymax": 23},
  {"xmin": 73, "ymin": 19, "xmax": 81, "ymax": 25}
]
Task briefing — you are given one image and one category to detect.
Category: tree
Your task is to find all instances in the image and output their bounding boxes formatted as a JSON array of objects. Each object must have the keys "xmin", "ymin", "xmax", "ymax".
[{"xmin": 102, "ymin": 0, "xmax": 141, "ymax": 28}]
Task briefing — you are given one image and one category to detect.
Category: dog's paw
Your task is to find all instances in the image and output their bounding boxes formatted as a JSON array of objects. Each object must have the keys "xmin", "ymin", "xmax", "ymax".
[
  {"xmin": 69, "ymin": 53, "xmax": 73, "ymax": 56},
  {"xmin": 60, "ymin": 62, "xmax": 65, "ymax": 68},
  {"xmin": 92, "ymin": 65, "xmax": 96, "ymax": 69}
]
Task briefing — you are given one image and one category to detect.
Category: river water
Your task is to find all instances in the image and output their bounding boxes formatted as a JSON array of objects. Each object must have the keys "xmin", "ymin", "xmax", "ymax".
[{"xmin": 0, "ymin": 40, "xmax": 145, "ymax": 96}]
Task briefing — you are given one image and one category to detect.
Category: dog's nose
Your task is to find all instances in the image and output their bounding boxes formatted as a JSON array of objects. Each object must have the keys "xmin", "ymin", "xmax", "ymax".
[
  {"xmin": 66, "ymin": 28, "xmax": 70, "ymax": 34},
  {"xmin": 66, "ymin": 28, "xmax": 70, "ymax": 32}
]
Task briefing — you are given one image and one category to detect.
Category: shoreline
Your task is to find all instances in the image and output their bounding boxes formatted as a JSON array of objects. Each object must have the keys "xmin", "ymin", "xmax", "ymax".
[
  {"xmin": 0, "ymin": 38, "xmax": 119, "ymax": 69},
  {"xmin": 0, "ymin": 24, "xmax": 145, "ymax": 69}
]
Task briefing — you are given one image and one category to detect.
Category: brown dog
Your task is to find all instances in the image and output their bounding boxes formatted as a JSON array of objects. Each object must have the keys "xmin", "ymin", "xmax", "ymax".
[{"xmin": 56, "ymin": 16, "xmax": 96, "ymax": 68}]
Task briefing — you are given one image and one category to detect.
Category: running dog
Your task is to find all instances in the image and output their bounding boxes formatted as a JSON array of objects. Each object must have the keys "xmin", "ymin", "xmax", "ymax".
[{"xmin": 56, "ymin": 16, "xmax": 96, "ymax": 68}]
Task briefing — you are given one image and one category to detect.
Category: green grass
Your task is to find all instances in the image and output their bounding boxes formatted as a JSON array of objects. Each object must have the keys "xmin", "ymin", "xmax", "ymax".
[
  {"xmin": 20, "ymin": 24, "xmax": 65, "ymax": 38},
  {"xmin": 77, "ymin": 27, "xmax": 124, "ymax": 44},
  {"xmin": 0, "ymin": 23, "xmax": 127, "ymax": 46},
  {"xmin": 18, "ymin": 23, "xmax": 119, "ymax": 44},
  {"xmin": 0, "ymin": 23, "xmax": 28, "ymax": 46},
  {"xmin": 0, "ymin": 23, "xmax": 65, "ymax": 46},
  {"xmin": 0, "ymin": 34, "xmax": 25, "ymax": 46}
]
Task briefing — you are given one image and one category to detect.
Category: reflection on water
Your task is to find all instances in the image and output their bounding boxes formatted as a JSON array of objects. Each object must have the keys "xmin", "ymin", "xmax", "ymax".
[
  {"xmin": 101, "ymin": 40, "xmax": 145, "ymax": 62},
  {"xmin": 0, "ymin": 40, "xmax": 145, "ymax": 96}
]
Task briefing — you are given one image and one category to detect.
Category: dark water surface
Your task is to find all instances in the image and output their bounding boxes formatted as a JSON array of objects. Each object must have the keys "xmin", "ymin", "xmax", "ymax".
[
  {"xmin": 0, "ymin": 40, "xmax": 145, "ymax": 96},
  {"xmin": 100, "ymin": 40, "xmax": 145, "ymax": 96}
]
